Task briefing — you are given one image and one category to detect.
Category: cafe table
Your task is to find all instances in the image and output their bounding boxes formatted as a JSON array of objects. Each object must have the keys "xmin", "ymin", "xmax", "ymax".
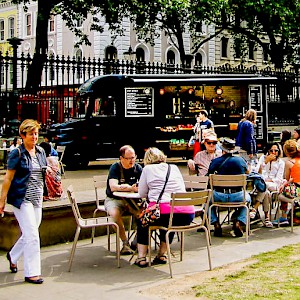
[{"xmin": 112, "ymin": 191, "xmax": 143, "ymax": 211}]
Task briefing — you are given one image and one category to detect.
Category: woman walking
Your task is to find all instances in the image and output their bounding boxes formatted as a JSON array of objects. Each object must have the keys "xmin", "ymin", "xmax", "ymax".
[{"xmin": 0, "ymin": 119, "xmax": 47, "ymax": 284}]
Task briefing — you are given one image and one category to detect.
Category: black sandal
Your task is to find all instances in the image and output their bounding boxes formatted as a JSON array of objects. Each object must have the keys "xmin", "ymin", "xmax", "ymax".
[
  {"xmin": 152, "ymin": 255, "xmax": 168, "ymax": 265},
  {"xmin": 134, "ymin": 257, "xmax": 148, "ymax": 268}
]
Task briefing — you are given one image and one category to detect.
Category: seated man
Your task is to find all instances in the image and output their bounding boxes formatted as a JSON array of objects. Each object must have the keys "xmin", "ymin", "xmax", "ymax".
[
  {"xmin": 208, "ymin": 138, "xmax": 251, "ymax": 237},
  {"xmin": 187, "ymin": 130, "xmax": 222, "ymax": 176},
  {"xmin": 105, "ymin": 145, "xmax": 143, "ymax": 255}
]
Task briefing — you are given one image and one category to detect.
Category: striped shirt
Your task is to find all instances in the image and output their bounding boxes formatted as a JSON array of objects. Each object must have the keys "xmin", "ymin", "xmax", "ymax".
[
  {"xmin": 193, "ymin": 149, "xmax": 222, "ymax": 176},
  {"xmin": 24, "ymin": 156, "xmax": 44, "ymax": 208}
]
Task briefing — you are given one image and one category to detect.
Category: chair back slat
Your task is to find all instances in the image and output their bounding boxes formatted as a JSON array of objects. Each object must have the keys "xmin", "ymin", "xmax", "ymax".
[
  {"xmin": 93, "ymin": 175, "xmax": 107, "ymax": 206},
  {"xmin": 67, "ymin": 185, "xmax": 82, "ymax": 223},
  {"xmin": 183, "ymin": 174, "xmax": 208, "ymax": 191},
  {"xmin": 169, "ymin": 190, "xmax": 212, "ymax": 227}
]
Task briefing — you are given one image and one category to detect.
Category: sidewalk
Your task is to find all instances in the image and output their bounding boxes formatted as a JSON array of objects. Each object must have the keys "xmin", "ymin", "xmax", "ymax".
[{"xmin": 1, "ymin": 222, "xmax": 300, "ymax": 299}]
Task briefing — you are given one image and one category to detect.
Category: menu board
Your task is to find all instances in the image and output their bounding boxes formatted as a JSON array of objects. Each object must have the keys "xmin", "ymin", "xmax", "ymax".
[
  {"xmin": 255, "ymin": 116, "xmax": 263, "ymax": 139},
  {"xmin": 249, "ymin": 85, "xmax": 262, "ymax": 112},
  {"xmin": 125, "ymin": 87, "xmax": 154, "ymax": 117}
]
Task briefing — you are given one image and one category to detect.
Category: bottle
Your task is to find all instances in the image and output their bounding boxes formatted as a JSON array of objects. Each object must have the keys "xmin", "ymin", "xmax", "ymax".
[{"xmin": 2, "ymin": 141, "xmax": 6, "ymax": 148}]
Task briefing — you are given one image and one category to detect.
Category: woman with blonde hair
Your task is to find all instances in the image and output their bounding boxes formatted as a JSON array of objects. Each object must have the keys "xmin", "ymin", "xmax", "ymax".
[
  {"xmin": 0, "ymin": 119, "xmax": 47, "ymax": 284},
  {"xmin": 273, "ymin": 139, "xmax": 300, "ymax": 226},
  {"xmin": 134, "ymin": 147, "xmax": 195, "ymax": 267},
  {"xmin": 236, "ymin": 108, "xmax": 257, "ymax": 162}
]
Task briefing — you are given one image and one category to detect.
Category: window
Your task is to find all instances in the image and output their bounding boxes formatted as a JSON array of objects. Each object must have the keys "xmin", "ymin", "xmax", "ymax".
[
  {"xmin": 195, "ymin": 53, "xmax": 202, "ymax": 66},
  {"xmin": 167, "ymin": 50, "xmax": 175, "ymax": 64},
  {"xmin": 249, "ymin": 41, "xmax": 255, "ymax": 60},
  {"xmin": 48, "ymin": 51, "xmax": 55, "ymax": 81},
  {"xmin": 0, "ymin": 64, "xmax": 4, "ymax": 85},
  {"xmin": 8, "ymin": 17, "xmax": 15, "ymax": 38},
  {"xmin": 221, "ymin": 37, "xmax": 229, "ymax": 58},
  {"xmin": 136, "ymin": 48, "xmax": 145, "ymax": 61},
  {"xmin": 105, "ymin": 46, "xmax": 117, "ymax": 60},
  {"xmin": 262, "ymin": 43, "xmax": 269, "ymax": 62},
  {"xmin": 0, "ymin": 19, "xmax": 4, "ymax": 41},
  {"xmin": 74, "ymin": 17, "xmax": 83, "ymax": 28},
  {"xmin": 26, "ymin": 14, "xmax": 32, "ymax": 36},
  {"xmin": 75, "ymin": 49, "xmax": 82, "ymax": 79},
  {"xmin": 49, "ymin": 15, "xmax": 55, "ymax": 32}
]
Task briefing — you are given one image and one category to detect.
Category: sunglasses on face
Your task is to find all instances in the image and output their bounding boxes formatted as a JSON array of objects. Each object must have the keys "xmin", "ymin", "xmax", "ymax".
[
  {"xmin": 269, "ymin": 149, "xmax": 279, "ymax": 153},
  {"xmin": 206, "ymin": 141, "xmax": 217, "ymax": 145}
]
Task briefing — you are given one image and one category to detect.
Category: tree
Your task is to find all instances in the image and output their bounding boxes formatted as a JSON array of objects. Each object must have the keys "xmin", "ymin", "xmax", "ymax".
[{"xmin": 213, "ymin": 0, "xmax": 300, "ymax": 69}]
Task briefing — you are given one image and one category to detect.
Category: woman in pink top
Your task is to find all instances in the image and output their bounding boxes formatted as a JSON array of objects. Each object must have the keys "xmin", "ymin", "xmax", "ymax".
[{"xmin": 135, "ymin": 147, "xmax": 194, "ymax": 268}]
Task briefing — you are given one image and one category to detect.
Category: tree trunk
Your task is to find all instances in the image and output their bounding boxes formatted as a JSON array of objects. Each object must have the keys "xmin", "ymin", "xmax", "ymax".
[{"xmin": 25, "ymin": 2, "xmax": 54, "ymax": 93}]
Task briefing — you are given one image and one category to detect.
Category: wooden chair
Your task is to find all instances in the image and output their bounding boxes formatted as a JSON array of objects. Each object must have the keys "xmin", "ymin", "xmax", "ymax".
[
  {"xmin": 92, "ymin": 175, "xmax": 133, "ymax": 246},
  {"xmin": 208, "ymin": 174, "xmax": 250, "ymax": 243},
  {"xmin": 56, "ymin": 145, "xmax": 66, "ymax": 177},
  {"xmin": 66, "ymin": 185, "xmax": 120, "ymax": 271},
  {"xmin": 148, "ymin": 190, "xmax": 213, "ymax": 278}
]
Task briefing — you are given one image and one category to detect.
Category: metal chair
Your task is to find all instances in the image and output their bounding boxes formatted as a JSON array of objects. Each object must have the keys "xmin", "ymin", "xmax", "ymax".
[
  {"xmin": 148, "ymin": 190, "xmax": 213, "ymax": 278},
  {"xmin": 92, "ymin": 175, "xmax": 133, "ymax": 246},
  {"xmin": 208, "ymin": 174, "xmax": 250, "ymax": 243},
  {"xmin": 56, "ymin": 145, "xmax": 66, "ymax": 177},
  {"xmin": 66, "ymin": 185, "xmax": 120, "ymax": 271},
  {"xmin": 275, "ymin": 194, "xmax": 299, "ymax": 232}
]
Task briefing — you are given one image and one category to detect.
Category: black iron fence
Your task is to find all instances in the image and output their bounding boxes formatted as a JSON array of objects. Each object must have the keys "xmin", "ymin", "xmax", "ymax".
[{"xmin": 0, "ymin": 49, "xmax": 299, "ymax": 131}]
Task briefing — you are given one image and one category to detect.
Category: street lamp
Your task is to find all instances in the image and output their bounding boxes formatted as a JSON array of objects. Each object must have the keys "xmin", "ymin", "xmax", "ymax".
[{"xmin": 123, "ymin": 46, "xmax": 136, "ymax": 61}]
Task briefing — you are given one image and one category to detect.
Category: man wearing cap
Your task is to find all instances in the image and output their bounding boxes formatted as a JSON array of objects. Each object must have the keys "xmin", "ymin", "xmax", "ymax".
[
  {"xmin": 207, "ymin": 138, "xmax": 251, "ymax": 237},
  {"xmin": 187, "ymin": 130, "xmax": 222, "ymax": 176},
  {"xmin": 293, "ymin": 128, "xmax": 300, "ymax": 146}
]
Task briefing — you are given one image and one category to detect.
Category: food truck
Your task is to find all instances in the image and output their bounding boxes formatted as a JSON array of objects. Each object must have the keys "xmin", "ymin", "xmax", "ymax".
[{"xmin": 48, "ymin": 73, "xmax": 276, "ymax": 169}]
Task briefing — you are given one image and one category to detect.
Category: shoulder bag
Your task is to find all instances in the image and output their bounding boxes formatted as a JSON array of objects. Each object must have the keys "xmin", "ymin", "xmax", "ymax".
[{"xmin": 138, "ymin": 164, "xmax": 171, "ymax": 227}]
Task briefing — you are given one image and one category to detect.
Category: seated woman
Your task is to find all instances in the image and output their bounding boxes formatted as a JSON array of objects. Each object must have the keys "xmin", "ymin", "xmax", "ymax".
[
  {"xmin": 250, "ymin": 142, "xmax": 285, "ymax": 227},
  {"xmin": 135, "ymin": 147, "xmax": 195, "ymax": 268},
  {"xmin": 273, "ymin": 139, "xmax": 300, "ymax": 225},
  {"xmin": 39, "ymin": 142, "xmax": 63, "ymax": 201}
]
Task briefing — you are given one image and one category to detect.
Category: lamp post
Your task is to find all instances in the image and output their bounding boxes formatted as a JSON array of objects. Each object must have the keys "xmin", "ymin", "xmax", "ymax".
[
  {"xmin": 123, "ymin": 46, "xmax": 136, "ymax": 61},
  {"xmin": 123, "ymin": 46, "xmax": 136, "ymax": 74},
  {"xmin": 294, "ymin": 48, "xmax": 300, "ymax": 102},
  {"xmin": 7, "ymin": 37, "xmax": 23, "ymax": 119}
]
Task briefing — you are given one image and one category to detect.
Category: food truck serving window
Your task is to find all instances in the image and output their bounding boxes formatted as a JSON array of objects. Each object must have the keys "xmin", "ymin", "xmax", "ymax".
[{"xmin": 125, "ymin": 87, "xmax": 154, "ymax": 117}]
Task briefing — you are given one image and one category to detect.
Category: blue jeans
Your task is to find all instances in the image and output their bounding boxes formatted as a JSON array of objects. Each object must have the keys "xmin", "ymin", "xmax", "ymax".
[{"xmin": 209, "ymin": 191, "xmax": 251, "ymax": 225}]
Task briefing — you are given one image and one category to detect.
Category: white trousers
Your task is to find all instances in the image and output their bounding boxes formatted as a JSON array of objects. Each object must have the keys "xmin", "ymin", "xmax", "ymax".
[{"xmin": 10, "ymin": 202, "xmax": 42, "ymax": 277}]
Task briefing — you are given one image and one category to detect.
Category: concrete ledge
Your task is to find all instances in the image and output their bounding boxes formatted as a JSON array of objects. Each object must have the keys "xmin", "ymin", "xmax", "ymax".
[{"xmin": 0, "ymin": 188, "xmax": 133, "ymax": 251}]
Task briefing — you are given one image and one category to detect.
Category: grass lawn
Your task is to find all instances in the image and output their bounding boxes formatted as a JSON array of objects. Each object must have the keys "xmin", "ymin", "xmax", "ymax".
[{"xmin": 193, "ymin": 243, "xmax": 300, "ymax": 300}]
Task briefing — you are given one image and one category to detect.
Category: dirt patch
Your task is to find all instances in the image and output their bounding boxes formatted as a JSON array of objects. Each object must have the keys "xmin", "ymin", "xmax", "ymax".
[{"xmin": 140, "ymin": 259, "xmax": 257, "ymax": 299}]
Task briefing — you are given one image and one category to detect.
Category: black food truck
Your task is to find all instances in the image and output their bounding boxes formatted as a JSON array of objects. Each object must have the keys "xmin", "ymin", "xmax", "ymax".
[{"xmin": 48, "ymin": 73, "xmax": 276, "ymax": 169}]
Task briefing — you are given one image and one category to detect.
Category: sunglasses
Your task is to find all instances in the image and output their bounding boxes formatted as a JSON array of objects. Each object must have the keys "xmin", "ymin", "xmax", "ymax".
[
  {"xmin": 206, "ymin": 141, "xmax": 217, "ymax": 145},
  {"xmin": 269, "ymin": 149, "xmax": 279, "ymax": 153}
]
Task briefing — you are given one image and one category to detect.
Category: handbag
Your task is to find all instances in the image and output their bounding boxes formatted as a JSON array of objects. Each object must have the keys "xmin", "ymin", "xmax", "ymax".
[
  {"xmin": 282, "ymin": 182, "xmax": 300, "ymax": 199},
  {"xmin": 139, "ymin": 164, "xmax": 171, "ymax": 227}
]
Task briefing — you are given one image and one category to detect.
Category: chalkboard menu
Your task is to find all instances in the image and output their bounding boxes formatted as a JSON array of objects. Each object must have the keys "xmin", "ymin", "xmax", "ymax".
[
  {"xmin": 125, "ymin": 87, "xmax": 154, "ymax": 117},
  {"xmin": 249, "ymin": 85, "xmax": 262, "ymax": 112},
  {"xmin": 255, "ymin": 116, "xmax": 263, "ymax": 139}
]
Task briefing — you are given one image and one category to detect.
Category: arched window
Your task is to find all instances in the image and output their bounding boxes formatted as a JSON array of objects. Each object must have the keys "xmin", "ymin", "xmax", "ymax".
[
  {"xmin": 249, "ymin": 41, "xmax": 255, "ymax": 60},
  {"xmin": 136, "ymin": 48, "xmax": 145, "ymax": 62},
  {"xmin": 167, "ymin": 50, "xmax": 175, "ymax": 64},
  {"xmin": 105, "ymin": 46, "xmax": 117, "ymax": 60},
  {"xmin": 75, "ymin": 49, "xmax": 83, "ymax": 79},
  {"xmin": 221, "ymin": 37, "xmax": 229, "ymax": 58},
  {"xmin": 195, "ymin": 53, "xmax": 202, "ymax": 66}
]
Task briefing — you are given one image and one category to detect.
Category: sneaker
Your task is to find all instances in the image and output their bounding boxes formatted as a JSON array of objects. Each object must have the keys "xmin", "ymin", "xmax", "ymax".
[
  {"xmin": 120, "ymin": 244, "xmax": 135, "ymax": 255},
  {"xmin": 272, "ymin": 217, "xmax": 289, "ymax": 226}
]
